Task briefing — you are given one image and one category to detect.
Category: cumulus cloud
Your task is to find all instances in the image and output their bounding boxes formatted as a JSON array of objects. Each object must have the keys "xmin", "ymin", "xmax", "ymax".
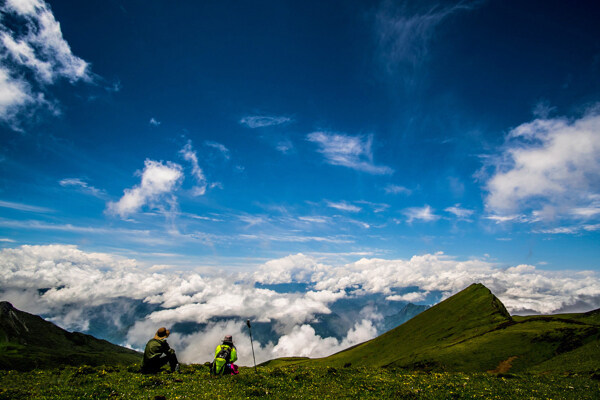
[
  {"xmin": 2, "ymin": 245, "xmax": 600, "ymax": 365},
  {"xmin": 0, "ymin": 0, "xmax": 92, "ymax": 124},
  {"xmin": 484, "ymin": 109, "xmax": 600, "ymax": 226},
  {"xmin": 106, "ymin": 159, "xmax": 183, "ymax": 218},
  {"xmin": 254, "ymin": 253, "xmax": 328, "ymax": 284},
  {"xmin": 270, "ymin": 319, "xmax": 377, "ymax": 360},
  {"xmin": 179, "ymin": 141, "xmax": 207, "ymax": 196},
  {"xmin": 239, "ymin": 115, "xmax": 292, "ymax": 129},
  {"xmin": 307, "ymin": 132, "xmax": 393, "ymax": 175},
  {"xmin": 403, "ymin": 205, "xmax": 439, "ymax": 223}
]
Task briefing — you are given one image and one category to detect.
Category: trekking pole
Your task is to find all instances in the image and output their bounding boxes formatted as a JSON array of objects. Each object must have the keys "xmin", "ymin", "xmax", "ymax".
[{"xmin": 246, "ymin": 319, "xmax": 257, "ymax": 373}]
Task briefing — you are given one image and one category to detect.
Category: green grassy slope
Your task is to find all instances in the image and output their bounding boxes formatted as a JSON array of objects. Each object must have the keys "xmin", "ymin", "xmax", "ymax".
[
  {"xmin": 2, "ymin": 364, "xmax": 600, "ymax": 400},
  {"xmin": 318, "ymin": 283, "xmax": 513, "ymax": 370},
  {"xmin": 266, "ymin": 283, "xmax": 600, "ymax": 373},
  {"xmin": 0, "ymin": 301, "xmax": 141, "ymax": 371}
]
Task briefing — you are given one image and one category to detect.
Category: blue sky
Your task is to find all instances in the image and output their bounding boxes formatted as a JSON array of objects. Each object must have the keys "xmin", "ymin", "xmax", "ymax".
[
  {"xmin": 1, "ymin": 0, "xmax": 600, "ymax": 362},
  {"xmin": 2, "ymin": 0, "xmax": 599, "ymax": 270}
]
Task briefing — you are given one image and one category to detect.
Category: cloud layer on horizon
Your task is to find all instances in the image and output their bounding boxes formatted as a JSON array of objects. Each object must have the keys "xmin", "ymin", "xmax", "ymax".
[{"xmin": 1, "ymin": 244, "xmax": 599, "ymax": 364}]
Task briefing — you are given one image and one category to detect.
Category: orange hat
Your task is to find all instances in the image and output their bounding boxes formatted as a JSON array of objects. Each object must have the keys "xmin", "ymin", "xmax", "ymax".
[{"xmin": 156, "ymin": 327, "xmax": 170, "ymax": 338}]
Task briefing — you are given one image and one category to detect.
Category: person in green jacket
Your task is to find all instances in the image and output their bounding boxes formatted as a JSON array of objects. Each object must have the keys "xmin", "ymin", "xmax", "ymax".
[
  {"xmin": 210, "ymin": 335, "xmax": 238, "ymax": 375},
  {"xmin": 141, "ymin": 327, "xmax": 180, "ymax": 374}
]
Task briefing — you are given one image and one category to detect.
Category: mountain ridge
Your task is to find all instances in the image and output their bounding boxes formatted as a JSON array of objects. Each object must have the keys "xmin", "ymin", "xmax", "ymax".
[
  {"xmin": 0, "ymin": 301, "xmax": 141, "ymax": 371},
  {"xmin": 263, "ymin": 283, "xmax": 600, "ymax": 373}
]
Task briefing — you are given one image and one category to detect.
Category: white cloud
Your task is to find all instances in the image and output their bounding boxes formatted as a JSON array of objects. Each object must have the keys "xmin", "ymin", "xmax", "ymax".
[
  {"xmin": 106, "ymin": 159, "xmax": 183, "ymax": 218},
  {"xmin": 386, "ymin": 291, "xmax": 428, "ymax": 303},
  {"xmin": 149, "ymin": 118, "xmax": 161, "ymax": 126},
  {"xmin": 484, "ymin": 214, "xmax": 527, "ymax": 224},
  {"xmin": 533, "ymin": 227, "xmax": 579, "ymax": 235},
  {"xmin": 0, "ymin": 218, "xmax": 164, "ymax": 245},
  {"xmin": 356, "ymin": 200, "xmax": 390, "ymax": 213},
  {"xmin": 276, "ymin": 140, "xmax": 293, "ymax": 154},
  {"xmin": 204, "ymin": 141, "xmax": 230, "ymax": 159},
  {"xmin": 298, "ymin": 216, "xmax": 329, "ymax": 224},
  {"xmin": 307, "ymin": 131, "xmax": 393, "ymax": 175},
  {"xmin": 403, "ymin": 205, "xmax": 439, "ymax": 223},
  {"xmin": 384, "ymin": 184, "xmax": 411, "ymax": 195},
  {"xmin": 270, "ymin": 319, "xmax": 377, "ymax": 360},
  {"xmin": 0, "ymin": 199, "xmax": 53, "ymax": 213},
  {"xmin": 445, "ymin": 204, "xmax": 474, "ymax": 219},
  {"xmin": 238, "ymin": 233, "xmax": 353, "ymax": 244},
  {"xmin": 484, "ymin": 109, "xmax": 600, "ymax": 225},
  {"xmin": 239, "ymin": 115, "xmax": 291, "ymax": 128},
  {"xmin": 254, "ymin": 253, "xmax": 326, "ymax": 285},
  {"xmin": 179, "ymin": 142, "xmax": 207, "ymax": 196},
  {"xmin": 59, "ymin": 178, "xmax": 103, "ymax": 197},
  {"xmin": 238, "ymin": 214, "xmax": 267, "ymax": 227},
  {"xmin": 0, "ymin": 67, "xmax": 32, "ymax": 121},
  {"xmin": 326, "ymin": 200, "xmax": 361, "ymax": 213},
  {"xmin": 0, "ymin": 0, "xmax": 92, "ymax": 124},
  {"xmin": 584, "ymin": 224, "xmax": 600, "ymax": 232},
  {"xmin": 2, "ymin": 0, "xmax": 90, "ymax": 83}
]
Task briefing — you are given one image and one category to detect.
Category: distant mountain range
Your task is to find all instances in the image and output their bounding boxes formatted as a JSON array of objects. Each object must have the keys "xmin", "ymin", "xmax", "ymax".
[
  {"xmin": 263, "ymin": 283, "xmax": 600, "ymax": 374},
  {"xmin": 0, "ymin": 301, "xmax": 141, "ymax": 371}
]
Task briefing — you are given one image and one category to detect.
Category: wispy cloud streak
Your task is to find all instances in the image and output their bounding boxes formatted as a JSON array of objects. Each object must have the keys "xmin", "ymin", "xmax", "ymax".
[
  {"xmin": 240, "ymin": 115, "xmax": 291, "ymax": 128},
  {"xmin": 0, "ymin": 200, "xmax": 53, "ymax": 213},
  {"xmin": 307, "ymin": 132, "xmax": 393, "ymax": 175}
]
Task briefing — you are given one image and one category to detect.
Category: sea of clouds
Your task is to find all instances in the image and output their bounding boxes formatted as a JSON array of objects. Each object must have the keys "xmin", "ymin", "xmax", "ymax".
[{"xmin": 1, "ymin": 244, "xmax": 599, "ymax": 365}]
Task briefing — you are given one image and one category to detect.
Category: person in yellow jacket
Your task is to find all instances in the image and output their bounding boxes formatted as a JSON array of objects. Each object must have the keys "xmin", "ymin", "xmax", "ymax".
[{"xmin": 210, "ymin": 335, "xmax": 238, "ymax": 375}]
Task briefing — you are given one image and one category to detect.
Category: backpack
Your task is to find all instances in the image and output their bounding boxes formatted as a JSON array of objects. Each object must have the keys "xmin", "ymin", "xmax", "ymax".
[
  {"xmin": 216, "ymin": 345, "xmax": 232, "ymax": 362},
  {"xmin": 209, "ymin": 345, "xmax": 232, "ymax": 375}
]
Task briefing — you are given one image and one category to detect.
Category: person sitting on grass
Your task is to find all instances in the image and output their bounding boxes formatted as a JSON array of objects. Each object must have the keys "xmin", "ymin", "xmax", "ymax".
[
  {"xmin": 141, "ymin": 327, "xmax": 180, "ymax": 374},
  {"xmin": 210, "ymin": 335, "xmax": 238, "ymax": 375}
]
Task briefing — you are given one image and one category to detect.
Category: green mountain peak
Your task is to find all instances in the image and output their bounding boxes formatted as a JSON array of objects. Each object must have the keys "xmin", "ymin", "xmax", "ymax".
[{"xmin": 279, "ymin": 283, "xmax": 600, "ymax": 373}]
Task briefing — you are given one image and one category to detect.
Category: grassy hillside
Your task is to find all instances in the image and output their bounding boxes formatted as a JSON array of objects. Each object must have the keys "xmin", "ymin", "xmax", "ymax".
[
  {"xmin": 263, "ymin": 283, "xmax": 600, "ymax": 374},
  {"xmin": 1, "ymin": 364, "xmax": 599, "ymax": 399},
  {"xmin": 0, "ymin": 301, "xmax": 141, "ymax": 371}
]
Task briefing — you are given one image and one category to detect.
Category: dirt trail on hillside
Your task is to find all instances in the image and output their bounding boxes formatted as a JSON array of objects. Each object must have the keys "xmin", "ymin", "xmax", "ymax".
[{"xmin": 487, "ymin": 356, "xmax": 518, "ymax": 374}]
